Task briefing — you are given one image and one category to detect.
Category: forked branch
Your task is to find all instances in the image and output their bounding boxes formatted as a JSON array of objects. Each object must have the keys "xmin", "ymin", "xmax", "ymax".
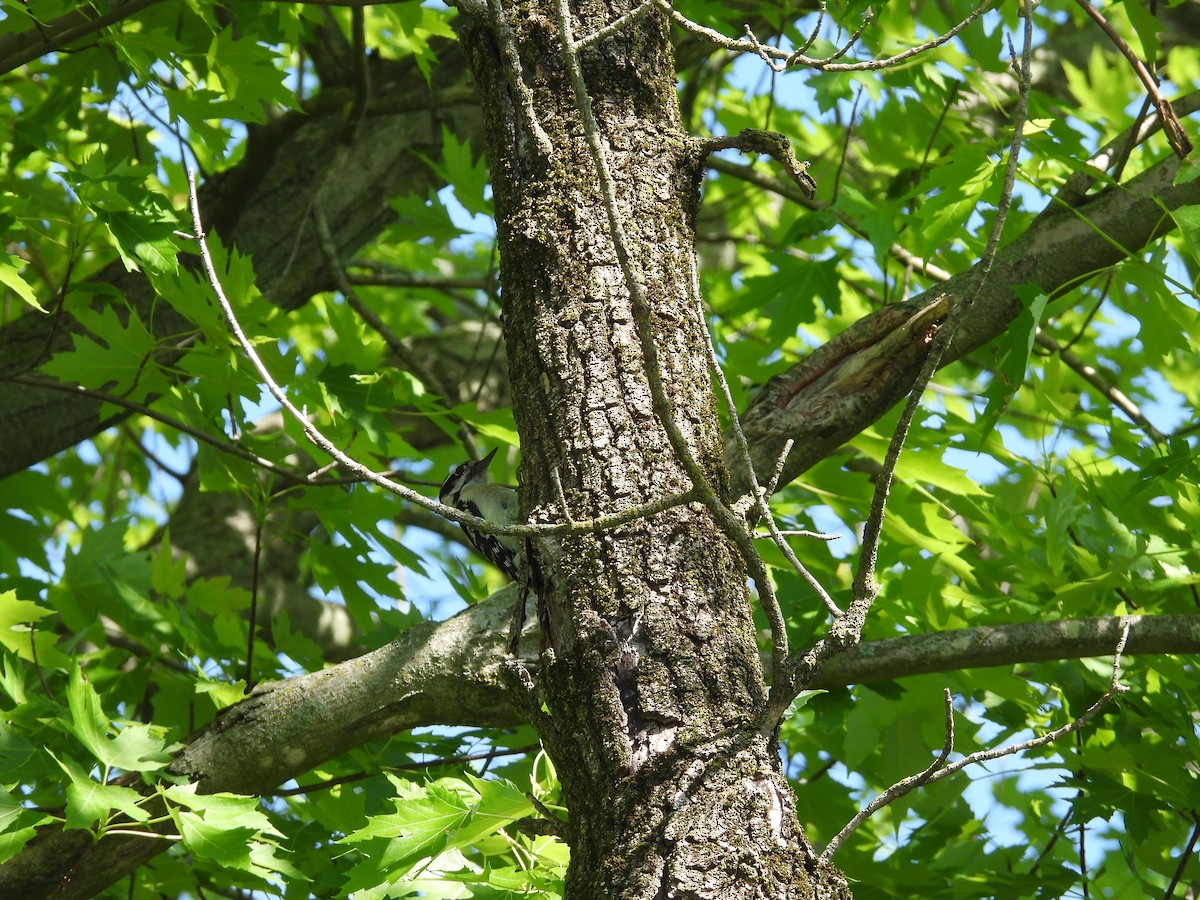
[
  {"xmin": 820, "ymin": 620, "xmax": 1134, "ymax": 861},
  {"xmin": 765, "ymin": 13, "xmax": 1038, "ymax": 725},
  {"xmin": 1072, "ymin": 0, "xmax": 1192, "ymax": 159},
  {"xmin": 662, "ymin": 0, "xmax": 993, "ymax": 73}
]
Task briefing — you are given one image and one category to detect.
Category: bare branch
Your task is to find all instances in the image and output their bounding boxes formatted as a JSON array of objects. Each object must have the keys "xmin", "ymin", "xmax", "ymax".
[
  {"xmin": 764, "ymin": 438, "xmax": 795, "ymax": 498},
  {"xmin": 688, "ymin": 251, "xmax": 838, "ymax": 699},
  {"xmin": 820, "ymin": 689, "xmax": 955, "ymax": 858},
  {"xmin": 820, "ymin": 620, "xmax": 1133, "ymax": 861},
  {"xmin": 310, "ymin": 203, "xmax": 481, "ymax": 456},
  {"xmin": 700, "ymin": 129, "xmax": 817, "ymax": 198},
  {"xmin": 1072, "ymin": 0, "xmax": 1192, "ymax": 159},
  {"xmin": 661, "ymin": 0, "xmax": 994, "ymax": 73},
  {"xmin": 811, "ymin": 8, "xmax": 874, "ymax": 66},
  {"xmin": 803, "ymin": 613, "xmax": 1199, "ymax": 688},
  {"xmin": 793, "ymin": 3, "xmax": 827, "ymax": 57}
]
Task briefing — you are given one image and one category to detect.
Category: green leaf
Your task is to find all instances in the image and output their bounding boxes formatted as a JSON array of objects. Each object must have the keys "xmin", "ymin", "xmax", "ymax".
[
  {"xmin": 42, "ymin": 302, "xmax": 167, "ymax": 400},
  {"xmin": 164, "ymin": 783, "xmax": 306, "ymax": 882},
  {"xmin": 65, "ymin": 777, "xmax": 150, "ymax": 832},
  {"xmin": 729, "ymin": 253, "xmax": 839, "ymax": 340},
  {"xmin": 1169, "ymin": 204, "xmax": 1200, "ymax": 268},
  {"xmin": 0, "ymin": 253, "xmax": 43, "ymax": 311},
  {"xmin": 912, "ymin": 143, "xmax": 1000, "ymax": 253},
  {"xmin": 95, "ymin": 208, "xmax": 179, "ymax": 275},
  {"xmin": 0, "ymin": 592, "xmax": 70, "ymax": 670},
  {"xmin": 784, "ymin": 690, "xmax": 828, "ymax": 721},
  {"xmin": 419, "ymin": 128, "xmax": 491, "ymax": 219},
  {"xmin": 379, "ymin": 4, "xmax": 457, "ymax": 83},
  {"xmin": 149, "ymin": 532, "xmax": 188, "ymax": 602},
  {"xmin": 65, "ymin": 663, "xmax": 174, "ymax": 773},
  {"xmin": 0, "ymin": 784, "xmax": 47, "ymax": 864},
  {"xmin": 341, "ymin": 775, "xmax": 535, "ymax": 890},
  {"xmin": 386, "ymin": 192, "xmax": 466, "ymax": 244}
]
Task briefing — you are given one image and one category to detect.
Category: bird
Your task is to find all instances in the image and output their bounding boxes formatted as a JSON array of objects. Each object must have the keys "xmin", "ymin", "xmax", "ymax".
[{"xmin": 439, "ymin": 448, "xmax": 526, "ymax": 583}]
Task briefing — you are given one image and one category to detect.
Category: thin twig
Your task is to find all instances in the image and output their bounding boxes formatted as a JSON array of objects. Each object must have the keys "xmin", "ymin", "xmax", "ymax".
[
  {"xmin": 661, "ymin": 0, "xmax": 993, "ymax": 73},
  {"xmin": 890, "ymin": 241, "xmax": 1169, "ymax": 444},
  {"xmin": 1078, "ymin": 784, "xmax": 1091, "ymax": 897},
  {"xmin": 244, "ymin": 517, "xmax": 265, "ymax": 691},
  {"xmin": 795, "ymin": 3, "xmax": 826, "ymax": 57},
  {"xmin": 488, "ymin": 0, "xmax": 553, "ymax": 157},
  {"xmin": 186, "ymin": 168, "xmax": 698, "ymax": 544},
  {"xmin": 820, "ymin": 619, "xmax": 1133, "ymax": 861},
  {"xmin": 690, "ymin": 252, "xmax": 838, "ymax": 691},
  {"xmin": 346, "ymin": 268, "xmax": 494, "ymax": 292},
  {"xmin": 831, "ymin": 85, "xmax": 863, "ymax": 203},
  {"xmin": 820, "ymin": 7, "xmax": 874, "ymax": 65},
  {"xmin": 1029, "ymin": 803, "xmax": 1075, "ymax": 876},
  {"xmin": 312, "ymin": 206, "xmax": 444, "ymax": 390},
  {"xmin": 1072, "ymin": 0, "xmax": 1191, "ymax": 159},
  {"xmin": 574, "ymin": 0, "xmax": 657, "ymax": 52},
  {"xmin": 743, "ymin": 25, "xmax": 786, "ymax": 74},
  {"xmin": 755, "ymin": 529, "xmax": 838, "ymax": 541},
  {"xmin": 764, "ymin": 438, "xmax": 794, "ymax": 498},
  {"xmin": 821, "ymin": 689, "xmax": 955, "ymax": 857},
  {"xmin": 550, "ymin": 467, "xmax": 576, "ymax": 526},
  {"xmin": 1163, "ymin": 812, "xmax": 1200, "ymax": 900},
  {"xmin": 1053, "ymin": 90, "xmax": 1200, "ymax": 209}
]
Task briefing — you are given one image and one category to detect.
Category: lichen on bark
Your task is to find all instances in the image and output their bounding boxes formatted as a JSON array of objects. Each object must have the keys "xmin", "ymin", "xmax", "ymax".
[{"xmin": 457, "ymin": 0, "xmax": 849, "ymax": 895}]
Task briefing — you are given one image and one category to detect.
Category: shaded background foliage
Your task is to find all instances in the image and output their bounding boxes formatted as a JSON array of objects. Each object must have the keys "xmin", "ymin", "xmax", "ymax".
[{"xmin": 0, "ymin": 0, "xmax": 1197, "ymax": 896}]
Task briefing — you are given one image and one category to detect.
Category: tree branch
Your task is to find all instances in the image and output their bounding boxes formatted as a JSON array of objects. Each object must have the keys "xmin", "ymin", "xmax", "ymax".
[
  {"xmin": 733, "ymin": 152, "xmax": 1200, "ymax": 494},
  {"xmin": 2, "ymin": 605, "xmax": 1191, "ymax": 896},
  {"xmin": 803, "ymin": 613, "xmax": 1198, "ymax": 688},
  {"xmin": 0, "ymin": 0, "xmax": 164, "ymax": 75},
  {"xmin": 820, "ymin": 619, "xmax": 1133, "ymax": 861}
]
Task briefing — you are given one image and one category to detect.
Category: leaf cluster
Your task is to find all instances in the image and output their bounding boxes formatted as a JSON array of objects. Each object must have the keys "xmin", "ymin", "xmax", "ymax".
[{"xmin": 0, "ymin": 0, "xmax": 1197, "ymax": 896}]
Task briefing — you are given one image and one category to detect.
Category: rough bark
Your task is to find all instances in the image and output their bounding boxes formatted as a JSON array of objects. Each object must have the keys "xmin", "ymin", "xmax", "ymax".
[
  {"xmin": 456, "ymin": 1, "xmax": 842, "ymax": 896},
  {"xmin": 4, "ymin": 587, "xmax": 1194, "ymax": 897},
  {"xmin": 3, "ymin": 4, "xmax": 1198, "ymax": 898}
]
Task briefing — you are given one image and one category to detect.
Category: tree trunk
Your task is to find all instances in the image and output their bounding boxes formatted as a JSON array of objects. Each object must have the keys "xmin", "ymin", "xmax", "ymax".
[{"xmin": 458, "ymin": 2, "xmax": 848, "ymax": 896}]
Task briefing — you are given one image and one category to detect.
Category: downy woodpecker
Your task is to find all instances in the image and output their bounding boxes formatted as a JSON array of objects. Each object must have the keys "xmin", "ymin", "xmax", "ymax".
[{"xmin": 439, "ymin": 448, "xmax": 525, "ymax": 583}]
